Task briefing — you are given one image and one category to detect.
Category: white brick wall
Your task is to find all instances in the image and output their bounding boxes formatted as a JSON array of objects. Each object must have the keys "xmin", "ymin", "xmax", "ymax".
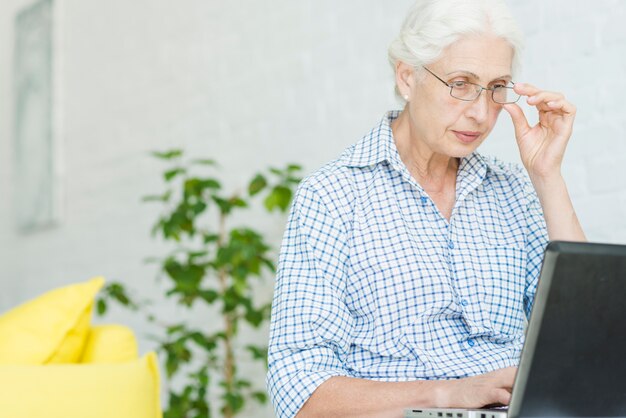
[{"xmin": 1, "ymin": 0, "xmax": 625, "ymax": 416}]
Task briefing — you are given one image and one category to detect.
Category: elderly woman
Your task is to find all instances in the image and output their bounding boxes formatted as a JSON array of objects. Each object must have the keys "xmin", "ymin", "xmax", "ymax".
[{"xmin": 267, "ymin": 0, "xmax": 586, "ymax": 417}]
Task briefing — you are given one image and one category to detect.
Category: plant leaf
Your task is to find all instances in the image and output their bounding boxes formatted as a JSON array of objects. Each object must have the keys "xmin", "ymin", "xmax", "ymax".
[
  {"xmin": 191, "ymin": 158, "xmax": 217, "ymax": 166},
  {"xmin": 222, "ymin": 392, "xmax": 245, "ymax": 414},
  {"xmin": 164, "ymin": 168, "xmax": 186, "ymax": 182},
  {"xmin": 230, "ymin": 197, "xmax": 247, "ymax": 208},
  {"xmin": 203, "ymin": 233, "xmax": 219, "ymax": 244},
  {"xmin": 96, "ymin": 298, "xmax": 107, "ymax": 316},
  {"xmin": 248, "ymin": 174, "xmax": 267, "ymax": 196},
  {"xmin": 142, "ymin": 190, "xmax": 172, "ymax": 202},
  {"xmin": 269, "ymin": 167, "xmax": 282, "ymax": 176},
  {"xmin": 287, "ymin": 164, "xmax": 302, "ymax": 172},
  {"xmin": 152, "ymin": 149, "xmax": 183, "ymax": 160},
  {"xmin": 244, "ymin": 308, "xmax": 264, "ymax": 327},
  {"xmin": 252, "ymin": 391, "xmax": 268, "ymax": 404},
  {"xmin": 263, "ymin": 185, "xmax": 292, "ymax": 212},
  {"xmin": 199, "ymin": 289, "xmax": 219, "ymax": 304},
  {"xmin": 245, "ymin": 345, "xmax": 268, "ymax": 360}
]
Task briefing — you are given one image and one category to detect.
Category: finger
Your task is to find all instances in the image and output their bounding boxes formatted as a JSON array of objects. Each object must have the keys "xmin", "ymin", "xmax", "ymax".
[
  {"xmin": 515, "ymin": 84, "xmax": 569, "ymax": 109},
  {"xmin": 492, "ymin": 388, "xmax": 512, "ymax": 406},
  {"xmin": 527, "ymin": 91, "xmax": 564, "ymax": 106},
  {"xmin": 513, "ymin": 82, "xmax": 542, "ymax": 96},
  {"xmin": 521, "ymin": 89, "xmax": 576, "ymax": 114},
  {"xmin": 541, "ymin": 99, "xmax": 576, "ymax": 115},
  {"xmin": 502, "ymin": 103, "xmax": 531, "ymax": 138}
]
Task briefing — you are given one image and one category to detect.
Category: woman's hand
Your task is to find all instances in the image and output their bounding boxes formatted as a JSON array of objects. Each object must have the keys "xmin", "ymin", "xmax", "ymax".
[
  {"xmin": 437, "ymin": 367, "xmax": 517, "ymax": 409},
  {"xmin": 502, "ymin": 83, "xmax": 577, "ymax": 180}
]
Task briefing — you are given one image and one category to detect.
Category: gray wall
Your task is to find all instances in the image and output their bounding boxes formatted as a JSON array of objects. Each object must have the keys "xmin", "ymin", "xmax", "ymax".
[{"xmin": 1, "ymin": 0, "xmax": 625, "ymax": 416}]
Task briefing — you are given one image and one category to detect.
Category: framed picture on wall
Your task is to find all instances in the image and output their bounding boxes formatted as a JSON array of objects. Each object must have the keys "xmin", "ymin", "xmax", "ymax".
[{"xmin": 14, "ymin": 0, "xmax": 60, "ymax": 232}]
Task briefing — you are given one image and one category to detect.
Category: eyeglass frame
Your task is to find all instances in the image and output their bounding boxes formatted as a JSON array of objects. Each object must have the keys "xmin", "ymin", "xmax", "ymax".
[{"xmin": 421, "ymin": 66, "xmax": 521, "ymax": 104}]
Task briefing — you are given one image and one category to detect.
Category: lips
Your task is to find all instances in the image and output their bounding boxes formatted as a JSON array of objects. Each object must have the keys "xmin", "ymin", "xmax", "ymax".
[{"xmin": 453, "ymin": 131, "xmax": 481, "ymax": 143}]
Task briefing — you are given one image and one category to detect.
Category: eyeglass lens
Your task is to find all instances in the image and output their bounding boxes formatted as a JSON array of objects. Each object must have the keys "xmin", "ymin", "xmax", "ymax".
[{"xmin": 450, "ymin": 84, "xmax": 519, "ymax": 104}]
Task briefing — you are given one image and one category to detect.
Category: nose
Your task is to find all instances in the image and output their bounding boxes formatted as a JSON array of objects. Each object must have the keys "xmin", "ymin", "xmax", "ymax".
[{"xmin": 466, "ymin": 88, "xmax": 490, "ymax": 123}]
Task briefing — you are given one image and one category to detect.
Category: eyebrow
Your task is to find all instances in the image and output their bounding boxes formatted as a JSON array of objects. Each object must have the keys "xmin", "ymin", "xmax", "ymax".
[{"xmin": 446, "ymin": 70, "xmax": 512, "ymax": 81}]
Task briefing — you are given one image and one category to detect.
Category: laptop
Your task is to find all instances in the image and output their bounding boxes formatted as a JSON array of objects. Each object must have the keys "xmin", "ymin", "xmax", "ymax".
[{"xmin": 406, "ymin": 241, "xmax": 626, "ymax": 418}]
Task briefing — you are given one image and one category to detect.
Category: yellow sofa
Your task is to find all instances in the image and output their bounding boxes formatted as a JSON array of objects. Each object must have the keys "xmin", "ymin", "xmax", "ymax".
[{"xmin": 0, "ymin": 277, "xmax": 162, "ymax": 418}]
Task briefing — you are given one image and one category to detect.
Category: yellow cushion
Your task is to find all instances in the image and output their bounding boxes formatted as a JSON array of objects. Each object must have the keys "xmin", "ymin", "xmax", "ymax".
[
  {"xmin": 0, "ymin": 277, "xmax": 105, "ymax": 365},
  {"xmin": 0, "ymin": 352, "xmax": 162, "ymax": 418},
  {"xmin": 80, "ymin": 324, "xmax": 139, "ymax": 363}
]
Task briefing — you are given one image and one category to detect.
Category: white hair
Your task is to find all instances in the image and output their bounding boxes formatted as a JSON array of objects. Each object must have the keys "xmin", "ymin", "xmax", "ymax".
[{"xmin": 388, "ymin": 0, "xmax": 525, "ymax": 94}]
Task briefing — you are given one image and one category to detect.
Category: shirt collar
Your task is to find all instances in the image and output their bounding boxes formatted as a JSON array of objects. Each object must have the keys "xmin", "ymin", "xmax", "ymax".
[
  {"xmin": 340, "ymin": 110, "xmax": 488, "ymax": 198},
  {"xmin": 341, "ymin": 110, "xmax": 402, "ymax": 169},
  {"xmin": 456, "ymin": 150, "xmax": 488, "ymax": 203}
]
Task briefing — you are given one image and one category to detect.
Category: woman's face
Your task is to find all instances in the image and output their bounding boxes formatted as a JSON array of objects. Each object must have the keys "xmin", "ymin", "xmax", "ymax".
[{"xmin": 402, "ymin": 35, "xmax": 515, "ymax": 158}]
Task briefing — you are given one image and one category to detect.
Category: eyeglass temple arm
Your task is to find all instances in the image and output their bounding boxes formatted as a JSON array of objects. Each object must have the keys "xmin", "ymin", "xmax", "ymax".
[{"xmin": 421, "ymin": 67, "xmax": 451, "ymax": 86}]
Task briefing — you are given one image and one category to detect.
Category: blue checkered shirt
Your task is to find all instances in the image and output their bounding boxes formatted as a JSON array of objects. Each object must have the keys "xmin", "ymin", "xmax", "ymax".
[{"xmin": 267, "ymin": 111, "xmax": 549, "ymax": 418}]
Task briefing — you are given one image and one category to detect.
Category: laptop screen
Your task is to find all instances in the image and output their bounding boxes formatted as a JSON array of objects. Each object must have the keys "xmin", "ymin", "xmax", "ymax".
[{"xmin": 510, "ymin": 241, "xmax": 626, "ymax": 418}]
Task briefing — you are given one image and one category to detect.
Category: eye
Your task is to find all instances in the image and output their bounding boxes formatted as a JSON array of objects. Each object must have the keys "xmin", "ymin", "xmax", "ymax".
[
  {"xmin": 450, "ymin": 80, "xmax": 469, "ymax": 88},
  {"xmin": 492, "ymin": 81, "xmax": 509, "ymax": 89}
]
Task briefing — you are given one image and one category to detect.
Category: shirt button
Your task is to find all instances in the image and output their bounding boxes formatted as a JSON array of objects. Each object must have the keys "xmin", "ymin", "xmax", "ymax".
[
  {"xmin": 420, "ymin": 196, "xmax": 428, "ymax": 204},
  {"xmin": 460, "ymin": 299, "xmax": 469, "ymax": 307},
  {"xmin": 448, "ymin": 240, "xmax": 455, "ymax": 249},
  {"xmin": 467, "ymin": 339, "xmax": 475, "ymax": 347}
]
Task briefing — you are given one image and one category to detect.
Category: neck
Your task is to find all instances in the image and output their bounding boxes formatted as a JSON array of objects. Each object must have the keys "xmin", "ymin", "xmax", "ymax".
[{"xmin": 391, "ymin": 109, "xmax": 459, "ymax": 193}]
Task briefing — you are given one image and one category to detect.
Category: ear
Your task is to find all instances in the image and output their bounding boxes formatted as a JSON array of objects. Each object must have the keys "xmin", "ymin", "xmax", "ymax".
[{"xmin": 395, "ymin": 61, "xmax": 415, "ymax": 100}]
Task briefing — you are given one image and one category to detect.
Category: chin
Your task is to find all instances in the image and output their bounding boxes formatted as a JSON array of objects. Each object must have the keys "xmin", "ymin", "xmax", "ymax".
[
  {"xmin": 448, "ymin": 136, "xmax": 485, "ymax": 158},
  {"xmin": 448, "ymin": 144, "xmax": 480, "ymax": 159}
]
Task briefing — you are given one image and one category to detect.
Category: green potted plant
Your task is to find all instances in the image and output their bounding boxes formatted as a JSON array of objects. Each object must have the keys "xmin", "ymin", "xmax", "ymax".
[{"xmin": 98, "ymin": 150, "xmax": 302, "ymax": 418}]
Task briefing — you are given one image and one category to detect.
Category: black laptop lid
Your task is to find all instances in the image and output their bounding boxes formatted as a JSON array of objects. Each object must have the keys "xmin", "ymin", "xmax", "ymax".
[{"xmin": 510, "ymin": 241, "xmax": 626, "ymax": 418}]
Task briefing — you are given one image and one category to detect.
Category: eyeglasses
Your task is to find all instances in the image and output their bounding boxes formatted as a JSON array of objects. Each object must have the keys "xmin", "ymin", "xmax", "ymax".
[{"xmin": 422, "ymin": 67, "xmax": 521, "ymax": 104}]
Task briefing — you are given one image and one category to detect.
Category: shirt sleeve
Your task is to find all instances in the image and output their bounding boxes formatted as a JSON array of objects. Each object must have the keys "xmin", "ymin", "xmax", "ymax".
[
  {"xmin": 522, "ymin": 180, "xmax": 549, "ymax": 318},
  {"xmin": 266, "ymin": 181, "xmax": 354, "ymax": 418}
]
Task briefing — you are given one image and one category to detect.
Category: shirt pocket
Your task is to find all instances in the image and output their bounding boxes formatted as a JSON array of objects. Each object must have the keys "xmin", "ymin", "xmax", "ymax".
[{"xmin": 475, "ymin": 245, "xmax": 527, "ymax": 339}]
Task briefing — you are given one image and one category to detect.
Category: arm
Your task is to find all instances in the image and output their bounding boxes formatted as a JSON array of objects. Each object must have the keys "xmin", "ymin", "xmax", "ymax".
[
  {"xmin": 297, "ymin": 368, "xmax": 517, "ymax": 418},
  {"xmin": 267, "ymin": 181, "xmax": 354, "ymax": 418},
  {"xmin": 297, "ymin": 377, "xmax": 444, "ymax": 418},
  {"xmin": 529, "ymin": 174, "xmax": 585, "ymax": 242},
  {"xmin": 503, "ymin": 83, "xmax": 586, "ymax": 242}
]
